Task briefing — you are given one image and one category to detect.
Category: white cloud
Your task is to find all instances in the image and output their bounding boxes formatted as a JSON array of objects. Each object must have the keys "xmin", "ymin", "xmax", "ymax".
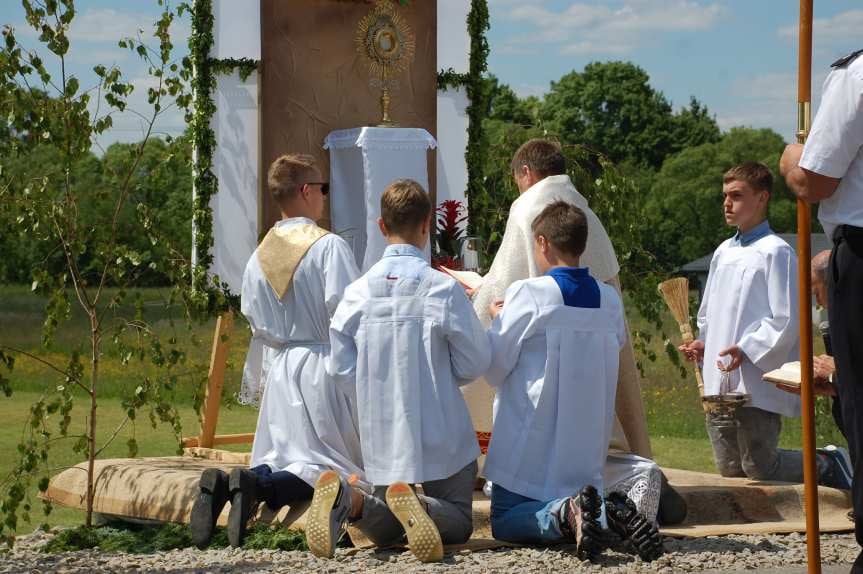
[
  {"xmin": 67, "ymin": 8, "xmax": 190, "ymax": 47},
  {"xmin": 498, "ymin": 0, "xmax": 724, "ymax": 56},
  {"xmin": 512, "ymin": 83, "xmax": 548, "ymax": 99},
  {"xmin": 778, "ymin": 9, "xmax": 863, "ymax": 44}
]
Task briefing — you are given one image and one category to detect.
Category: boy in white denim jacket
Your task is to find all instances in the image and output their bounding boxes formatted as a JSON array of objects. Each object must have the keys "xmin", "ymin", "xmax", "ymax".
[{"xmin": 307, "ymin": 179, "xmax": 490, "ymax": 563}]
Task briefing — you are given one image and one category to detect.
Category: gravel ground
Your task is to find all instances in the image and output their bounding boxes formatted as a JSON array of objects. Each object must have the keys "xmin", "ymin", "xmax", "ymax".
[{"xmin": 0, "ymin": 529, "xmax": 857, "ymax": 573}]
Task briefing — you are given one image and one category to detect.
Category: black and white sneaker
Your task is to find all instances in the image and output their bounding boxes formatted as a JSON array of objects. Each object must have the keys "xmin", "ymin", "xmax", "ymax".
[
  {"xmin": 560, "ymin": 485, "xmax": 616, "ymax": 562},
  {"xmin": 189, "ymin": 468, "xmax": 230, "ymax": 549},
  {"xmin": 307, "ymin": 470, "xmax": 352, "ymax": 559},
  {"xmin": 604, "ymin": 491, "xmax": 664, "ymax": 562}
]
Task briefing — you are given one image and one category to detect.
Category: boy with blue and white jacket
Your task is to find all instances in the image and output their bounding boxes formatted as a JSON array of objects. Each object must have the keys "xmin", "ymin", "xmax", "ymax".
[
  {"xmin": 485, "ymin": 201, "xmax": 663, "ymax": 562},
  {"xmin": 306, "ymin": 179, "xmax": 490, "ymax": 563}
]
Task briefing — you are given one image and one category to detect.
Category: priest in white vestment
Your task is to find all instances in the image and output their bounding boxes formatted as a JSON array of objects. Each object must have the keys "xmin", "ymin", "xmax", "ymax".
[
  {"xmin": 190, "ymin": 154, "xmax": 366, "ymax": 549},
  {"xmin": 468, "ymin": 139, "xmax": 672, "ymax": 523}
]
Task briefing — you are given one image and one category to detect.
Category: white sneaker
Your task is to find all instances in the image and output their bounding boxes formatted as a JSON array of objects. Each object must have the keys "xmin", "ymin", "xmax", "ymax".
[
  {"xmin": 307, "ymin": 470, "xmax": 351, "ymax": 558},
  {"xmin": 385, "ymin": 482, "xmax": 443, "ymax": 563}
]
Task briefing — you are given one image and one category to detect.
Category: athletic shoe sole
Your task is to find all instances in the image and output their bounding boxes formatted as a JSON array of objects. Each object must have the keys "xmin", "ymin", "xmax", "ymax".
[
  {"xmin": 576, "ymin": 485, "xmax": 606, "ymax": 562},
  {"xmin": 307, "ymin": 470, "xmax": 342, "ymax": 559},
  {"xmin": 605, "ymin": 491, "xmax": 664, "ymax": 562},
  {"xmin": 386, "ymin": 482, "xmax": 444, "ymax": 563}
]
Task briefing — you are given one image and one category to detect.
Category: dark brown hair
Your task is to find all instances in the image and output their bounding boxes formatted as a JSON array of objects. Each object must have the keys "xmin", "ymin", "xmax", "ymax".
[
  {"xmin": 510, "ymin": 138, "xmax": 566, "ymax": 179},
  {"xmin": 531, "ymin": 200, "xmax": 589, "ymax": 258},
  {"xmin": 723, "ymin": 161, "xmax": 773, "ymax": 195},
  {"xmin": 380, "ymin": 179, "xmax": 431, "ymax": 236},
  {"xmin": 267, "ymin": 153, "xmax": 318, "ymax": 201}
]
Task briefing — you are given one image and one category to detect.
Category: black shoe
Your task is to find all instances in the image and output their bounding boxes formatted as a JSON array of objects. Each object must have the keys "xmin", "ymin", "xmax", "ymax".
[
  {"xmin": 657, "ymin": 471, "xmax": 687, "ymax": 526},
  {"xmin": 605, "ymin": 491, "xmax": 664, "ymax": 562},
  {"xmin": 227, "ymin": 468, "xmax": 260, "ymax": 547},
  {"xmin": 560, "ymin": 485, "xmax": 615, "ymax": 562},
  {"xmin": 189, "ymin": 468, "xmax": 230, "ymax": 549}
]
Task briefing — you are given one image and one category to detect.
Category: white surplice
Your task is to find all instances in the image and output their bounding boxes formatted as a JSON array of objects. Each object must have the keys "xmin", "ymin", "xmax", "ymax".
[
  {"xmin": 697, "ymin": 234, "xmax": 801, "ymax": 418},
  {"xmin": 240, "ymin": 217, "xmax": 365, "ymax": 487},
  {"xmin": 483, "ymin": 276, "xmax": 625, "ymax": 501},
  {"xmin": 329, "ymin": 244, "xmax": 490, "ymax": 485}
]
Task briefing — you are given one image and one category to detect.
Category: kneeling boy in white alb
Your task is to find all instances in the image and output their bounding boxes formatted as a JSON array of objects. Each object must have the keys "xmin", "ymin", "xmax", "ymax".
[
  {"xmin": 189, "ymin": 154, "xmax": 366, "ymax": 548},
  {"xmin": 484, "ymin": 201, "xmax": 663, "ymax": 561},
  {"xmin": 306, "ymin": 179, "xmax": 491, "ymax": 562}
]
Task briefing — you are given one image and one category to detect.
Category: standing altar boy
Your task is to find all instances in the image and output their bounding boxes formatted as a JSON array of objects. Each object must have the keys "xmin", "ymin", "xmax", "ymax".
[
  {"xmin": 189, "ymin": 154, "xmax": 365, "ymax": 549},
  {"xmin": 484, "ymin": 201, "xmax": 663, "ymax": 562},
  {"xmin": 307, "ymin": 179, "xmax": 490, "ymax": 563}
]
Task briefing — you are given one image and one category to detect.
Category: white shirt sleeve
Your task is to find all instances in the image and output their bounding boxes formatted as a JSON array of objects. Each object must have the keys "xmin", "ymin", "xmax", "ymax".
[
  {"xmin": 323, "ymin": 236, "xmax": 361, "ymax": 318},
  {"xmin": 444, "ymin": 284, "xmax": 492, "ymax": 385},
  {"xmin": 328, "ymin": 286, "xmax": 362, "ymax": 389},
  {"xmin": 485, "ymin": 281, "xmax": 538, "ymax": 388},
  {"xmin": 736, "ymin": 247, "xmax": 800, "ymax": 369},
  {"xmin": 696, "ymin": 249, "xmax": 720, "ymax": 343},
  {"xmin": 800, "ymin": 66, "xmax": 863, "ymax": 178}
]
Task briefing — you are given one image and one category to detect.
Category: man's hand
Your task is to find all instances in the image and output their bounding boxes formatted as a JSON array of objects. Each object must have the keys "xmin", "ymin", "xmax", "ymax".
[
  {"xmin": 488, "ymin": 299, "xmax": 504, "ymax": 320},
  {"xmin": 678, "ymin": 340, "xmax": 704, "ymax": 363},
  {"xmin": 717, "ymin": 345, "xmax": 744, "ymax": 371},
  {"xmin": 813, "ymin": 354, "xmax": 836, "ymax": 382}
]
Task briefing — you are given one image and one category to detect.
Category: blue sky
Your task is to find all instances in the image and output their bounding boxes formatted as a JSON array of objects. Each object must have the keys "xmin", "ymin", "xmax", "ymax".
[{"xmin": 4, "ymin": 1, "xmax": 861, "ymax": 149}]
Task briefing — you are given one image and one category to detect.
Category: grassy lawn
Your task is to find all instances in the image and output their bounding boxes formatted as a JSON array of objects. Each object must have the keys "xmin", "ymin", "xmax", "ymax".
[{"xmin": 0, "ymin": 285, "xmax": 848, "ymax": 534}]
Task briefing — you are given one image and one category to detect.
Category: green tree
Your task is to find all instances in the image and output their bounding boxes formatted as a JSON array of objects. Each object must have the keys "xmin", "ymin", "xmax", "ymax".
[
  {"xmin": 540, "ymin": 61, "xmax": 719, "ymax": 169},
  {"xmin": 644, "ymin": 127, "xmax": 803, "ymax": 269},
  {"xmin": 0, "ymin": 0, "xmax": 205, "ymax": 542}
]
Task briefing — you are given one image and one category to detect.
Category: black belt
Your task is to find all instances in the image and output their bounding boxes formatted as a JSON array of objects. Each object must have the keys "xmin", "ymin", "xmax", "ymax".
[{"xmin": 832, "ymin": 224, "xmax": 863, "ymax": 243}]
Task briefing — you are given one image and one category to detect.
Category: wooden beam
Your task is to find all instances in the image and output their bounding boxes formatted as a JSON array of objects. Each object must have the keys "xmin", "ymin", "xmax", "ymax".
[
  {"xmin": 198, "ymin": 311, "xmax": 235, "ymax": 449},
  {"xmin": 182, "ymin": 432, "xmax": 256, "ymax": 448}
]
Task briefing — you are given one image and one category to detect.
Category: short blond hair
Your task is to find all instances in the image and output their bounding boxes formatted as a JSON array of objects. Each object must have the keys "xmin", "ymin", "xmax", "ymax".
[
  {"xmin": 267, "ymin": 154, "xmax": 318, "ymax": 202},
  {"xmin": 380, "ymin": 179, "xmax": 431, "ymax": 236}
]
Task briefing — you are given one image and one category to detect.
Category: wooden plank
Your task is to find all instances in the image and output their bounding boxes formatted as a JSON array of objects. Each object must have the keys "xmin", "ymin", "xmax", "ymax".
[
  {"xmin": 198, "ymin": 311, "xmax": 235, "ymax": 449},
  {"xmin": 182, "ymin": 433, "xmax": 256, "ymax": 448}
]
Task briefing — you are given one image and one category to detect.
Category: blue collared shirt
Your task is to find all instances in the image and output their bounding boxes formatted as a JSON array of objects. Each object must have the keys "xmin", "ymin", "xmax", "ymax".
[
  {"xmin": 545, "ymin": 267, "xmax": 600, "ymax": 308},
  {"xmin": 381, "ymin": 243, "xmax": 426, "ymax": 260},
  {"xmin": 731, "ymin": 220, "xmax": 773, "ymax": 247}
]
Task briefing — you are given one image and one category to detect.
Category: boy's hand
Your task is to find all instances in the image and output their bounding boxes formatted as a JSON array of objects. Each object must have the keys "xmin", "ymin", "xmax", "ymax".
[
  {"xmin": 678, "ymin": 340, "xmax": 704, "ymax": 363},
  {"xmin": 717, "ymin": 345, "xmax": 743, "ymax": 371},
  {"xmin": 488, "ymin": 299, "xmax": 504, "ymax": 319}
]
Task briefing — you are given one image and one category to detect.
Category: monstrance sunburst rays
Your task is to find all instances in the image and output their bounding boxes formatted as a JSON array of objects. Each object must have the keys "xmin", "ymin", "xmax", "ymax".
[{"xmin": 355, "ymin": 0, "xmax": 415, "ymax": 126}]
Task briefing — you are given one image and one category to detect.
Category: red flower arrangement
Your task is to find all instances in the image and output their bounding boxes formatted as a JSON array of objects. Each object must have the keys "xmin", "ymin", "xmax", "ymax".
[{"xmin": 433, "ymin": 200, "xmax": 467, "ymax": 270}]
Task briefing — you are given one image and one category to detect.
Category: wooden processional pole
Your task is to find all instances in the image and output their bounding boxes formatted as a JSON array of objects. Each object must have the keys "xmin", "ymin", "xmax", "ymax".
[{"xmin": 795, "ymin": 1, "xmax": 821, "ymax": 572}]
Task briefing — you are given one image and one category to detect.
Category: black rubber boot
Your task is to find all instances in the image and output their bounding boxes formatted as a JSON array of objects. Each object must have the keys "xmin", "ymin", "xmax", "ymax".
[
  {"xmin": 189, "ymin": 468, "xmax": 230, "ymax": 549},
  {"xmin": 227, "ymin": 468, "xmax": 259, "ymax": 548},
  {"xmin": 605, "ymin": 491, "xmax": 664, "ymax": 562},
  {"xmin": 657, "ymin": 471, "xmax": 688, "ymax": 526}
]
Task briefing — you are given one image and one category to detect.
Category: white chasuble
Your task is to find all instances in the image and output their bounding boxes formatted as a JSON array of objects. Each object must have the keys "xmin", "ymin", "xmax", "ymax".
[
  {"xmin": 466, "ymin": 175, "xmax": 652, "ymax": 459},
  {"xmin": 697, "ymin": 234, "xmax": 801, "ymax": 418},
  {"xmin": 484, "ymin": 277, "xmax": 625, "ymax": 501},
  {"xmin": 240, "ymin": 217, "xmax": 365, "ymax": 487}
]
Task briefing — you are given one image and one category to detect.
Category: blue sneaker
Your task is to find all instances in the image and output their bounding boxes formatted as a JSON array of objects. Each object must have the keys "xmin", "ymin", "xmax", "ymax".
[{"xmin": 819, "ymin": 445, "xmax": 853, "ymax": 490}]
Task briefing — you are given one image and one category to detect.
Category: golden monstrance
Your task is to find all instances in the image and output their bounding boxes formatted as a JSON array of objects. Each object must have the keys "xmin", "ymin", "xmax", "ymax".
[{"xmin": 355, "ymin": 0, "xmax": 416, "ymax": 127}]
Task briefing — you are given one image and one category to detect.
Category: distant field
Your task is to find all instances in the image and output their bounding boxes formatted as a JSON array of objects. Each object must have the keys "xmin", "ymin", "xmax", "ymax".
[{"xmin": 0, "ymin": 285, "xmax": 847, "ymax": 532}]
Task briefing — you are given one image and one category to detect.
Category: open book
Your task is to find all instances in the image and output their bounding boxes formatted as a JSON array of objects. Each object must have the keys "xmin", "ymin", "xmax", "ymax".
[
  {"xmin": 437, "ymin": 265, "xmax": 484, "ymax": 290},
  {"xmin": 763, "ymin": 361, "xmax": 801, "ymax": 387}
]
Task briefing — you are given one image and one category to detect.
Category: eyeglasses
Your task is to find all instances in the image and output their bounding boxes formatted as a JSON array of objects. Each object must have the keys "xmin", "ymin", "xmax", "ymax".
[{"xmin": 304, "ymin": 182, "xmax": 330, "ymax": 195}]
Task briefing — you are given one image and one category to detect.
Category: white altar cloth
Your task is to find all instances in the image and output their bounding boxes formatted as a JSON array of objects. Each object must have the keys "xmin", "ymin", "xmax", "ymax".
[{"xmin": 324, "ymin": 127, "xmax": 437, "ymax": 271}]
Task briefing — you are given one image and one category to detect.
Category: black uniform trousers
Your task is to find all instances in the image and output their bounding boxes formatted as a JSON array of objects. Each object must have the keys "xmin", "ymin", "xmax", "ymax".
[{"xmin": 828, "ymin": 225, "xmax": 863, "ymax": 571}]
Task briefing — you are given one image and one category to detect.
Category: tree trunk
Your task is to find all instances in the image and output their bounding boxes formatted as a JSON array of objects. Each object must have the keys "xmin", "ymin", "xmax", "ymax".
[{"xmin": 85, "ymin": 312, "xmax": 99, "ymax": 528}]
